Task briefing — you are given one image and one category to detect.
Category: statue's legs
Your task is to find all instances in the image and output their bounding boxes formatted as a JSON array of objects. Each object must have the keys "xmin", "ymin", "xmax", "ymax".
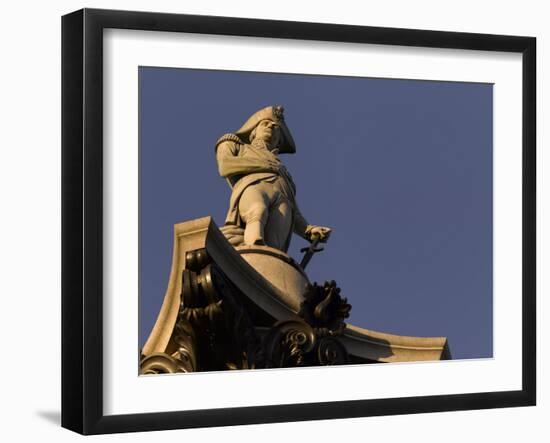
[
  {"xmin": 238, "ymin": 181, "xmax": 292, "ymax": 251},
  {"xmin": 239, "ymin": 183, "xmax": 270, "ymax": 246},
  {"xmin": 264, "ymin": 199, "xmax": 292, "ymax": 251}
]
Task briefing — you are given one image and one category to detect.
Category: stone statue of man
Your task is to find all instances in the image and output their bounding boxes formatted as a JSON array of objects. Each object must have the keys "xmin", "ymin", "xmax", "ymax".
[{"xmin": 215, "ymin": 105, "xmax": 331, "ymax": 253}]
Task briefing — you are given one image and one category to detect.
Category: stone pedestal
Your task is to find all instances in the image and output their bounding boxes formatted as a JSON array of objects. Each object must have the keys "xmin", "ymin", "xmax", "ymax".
[
  {"xmin": 140, "ymin": 216, "xmax": 450, "ymax": 374},
  {"xmin": 236, "ymin": 245, "xmax": 309, "ymax": 312}
]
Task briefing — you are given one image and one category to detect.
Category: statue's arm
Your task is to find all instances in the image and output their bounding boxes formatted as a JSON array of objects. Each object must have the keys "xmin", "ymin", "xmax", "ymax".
[
  {"xmin": 292, "ymin": 205, "xmax": 310, "ymax": 240},
  {"xmin": 216, "ymin": 141, "xmax": 278, "ymax": 178},
  {"xmin": 293, "ymin": 204, "xmax": 332, "ymax": 243}
]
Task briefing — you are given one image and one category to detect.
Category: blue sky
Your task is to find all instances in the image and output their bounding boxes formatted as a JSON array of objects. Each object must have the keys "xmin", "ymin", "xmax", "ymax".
[{"xmin": 139, "ymin": 67, "xmax": 493, "ymax": 360}]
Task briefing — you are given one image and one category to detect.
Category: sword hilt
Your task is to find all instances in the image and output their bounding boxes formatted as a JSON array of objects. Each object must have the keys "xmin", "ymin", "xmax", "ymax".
[
  {"xmin": 300, "ymin": 234, "xmax": 323, "ymax": 252},
  {"xmin": 300, "ymin": 234, "xmax": 324, "ymax": 269}
]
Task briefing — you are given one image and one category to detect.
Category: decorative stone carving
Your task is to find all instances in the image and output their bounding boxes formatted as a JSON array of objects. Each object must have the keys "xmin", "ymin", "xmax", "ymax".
[
  {"xmin": 140, "ymin": 246, "xmax": 354, "ymax": 373},
  {"xmin": 299, "ymin": 281, "xmax": 351, "ymax": 336},
  {"xmin": 262, "ymin": 320, "xmax": 316, "ymax": 368}
]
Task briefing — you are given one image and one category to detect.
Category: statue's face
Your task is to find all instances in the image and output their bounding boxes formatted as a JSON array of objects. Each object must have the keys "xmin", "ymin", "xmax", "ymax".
[{"xmin": 252, "ymin": 119, "xmax": 281, "ymax": 149}]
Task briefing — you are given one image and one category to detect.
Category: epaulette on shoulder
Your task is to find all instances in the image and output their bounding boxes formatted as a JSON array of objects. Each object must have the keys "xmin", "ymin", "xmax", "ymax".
[{"xmin": 215, "ymin": 133, "xmax": 242, "ymax": 149}]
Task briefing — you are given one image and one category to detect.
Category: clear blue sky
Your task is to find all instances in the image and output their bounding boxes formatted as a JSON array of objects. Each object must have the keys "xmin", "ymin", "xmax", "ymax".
[{"xmin": 139, "ymin": 66, "xmax": 493, "ymax": 360}]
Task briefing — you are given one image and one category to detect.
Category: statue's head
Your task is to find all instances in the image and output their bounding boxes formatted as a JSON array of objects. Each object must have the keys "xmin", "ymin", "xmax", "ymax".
[
  {"xmin": 235, "ymin": 106, "xmax": 296, "ymax": 154},
  {"xmin": 249, "ymin": 119, "xmax": 282, "ymax": 149}
]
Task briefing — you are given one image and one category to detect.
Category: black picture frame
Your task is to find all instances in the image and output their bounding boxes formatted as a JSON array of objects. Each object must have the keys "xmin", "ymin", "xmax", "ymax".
[{"xmin": 61, "ymin": 8, "xmax": 536, "ymax": 435}]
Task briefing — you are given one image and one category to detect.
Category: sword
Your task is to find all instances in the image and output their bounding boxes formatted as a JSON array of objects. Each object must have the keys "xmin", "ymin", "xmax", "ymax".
[{"xmin": 300, "ymin": 234, "xmax": 324, "ymax": 269}]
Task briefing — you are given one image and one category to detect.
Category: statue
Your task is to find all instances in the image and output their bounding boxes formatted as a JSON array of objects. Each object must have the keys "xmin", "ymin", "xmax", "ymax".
[
  {"xmin": 215, "ymin": 105, "xmax": 331, "ymax": 253},
  {"xmin": 139, "ymin": 106, "xmax": 451, "ymax": 374}
]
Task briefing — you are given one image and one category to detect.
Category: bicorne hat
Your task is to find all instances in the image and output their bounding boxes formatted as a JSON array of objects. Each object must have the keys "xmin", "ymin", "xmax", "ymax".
[{"xmin": 235, "ymin": 105, "xmax": 296, "ymax": 154}]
